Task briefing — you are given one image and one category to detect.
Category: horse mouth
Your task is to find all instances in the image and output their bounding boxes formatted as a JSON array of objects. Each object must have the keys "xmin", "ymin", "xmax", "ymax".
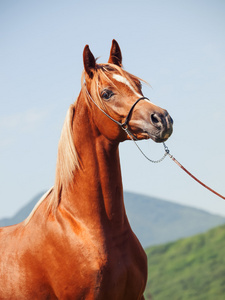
[
  {"xmin": 130, "ymin": 129, "xmax": 172, "ymax": 143},
  {"xmin": 147, "ymin": 131, "xmax": 172, "ymax": 143}
]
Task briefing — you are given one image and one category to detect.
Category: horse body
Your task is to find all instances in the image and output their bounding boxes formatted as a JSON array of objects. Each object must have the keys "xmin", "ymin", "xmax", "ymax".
[
  {"xmin": 0, "ymin": 40, "xmax": 173, "ymax": 299},
  {"xmin": 0, "ymin": 98, "xmax": 146, "ymax": 298}
]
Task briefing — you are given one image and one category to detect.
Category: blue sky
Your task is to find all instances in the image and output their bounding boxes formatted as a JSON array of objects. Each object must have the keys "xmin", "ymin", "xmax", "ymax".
[{"xmin": 1, "ymin": 0, "xmax": 225, "ymax": 219}]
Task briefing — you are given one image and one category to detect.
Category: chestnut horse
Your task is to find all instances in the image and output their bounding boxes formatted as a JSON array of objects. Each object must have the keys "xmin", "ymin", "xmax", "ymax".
[{"xmin": 0, "ymin": 40, "xmax": 173, "ymax": 299}]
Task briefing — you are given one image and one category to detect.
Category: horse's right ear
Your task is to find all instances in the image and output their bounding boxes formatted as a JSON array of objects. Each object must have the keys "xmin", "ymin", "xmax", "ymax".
[{"xmin": 83, "ymin": 45, "xmax": 96, "ymax": 79}]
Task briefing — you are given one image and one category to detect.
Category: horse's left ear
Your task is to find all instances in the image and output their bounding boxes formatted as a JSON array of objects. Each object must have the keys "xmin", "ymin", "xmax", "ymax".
[
  {"xmin": 83, "ymin": 45, "xmax": 96, "ymax": 79},
  {"xmin": 108, "ymin": 39, "xmax": 122, "ymax": 67}
]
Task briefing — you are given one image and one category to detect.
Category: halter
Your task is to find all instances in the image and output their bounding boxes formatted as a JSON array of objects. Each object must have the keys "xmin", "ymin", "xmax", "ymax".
[{"xmin": 85, "ymin": 85, "xmax": 168, "ymax": 163}]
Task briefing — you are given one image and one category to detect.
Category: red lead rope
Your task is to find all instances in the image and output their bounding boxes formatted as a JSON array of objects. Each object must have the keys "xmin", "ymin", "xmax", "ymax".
[
  {"xmin": 125, "ymin": 131, "xmax": 225, "ymax": 200},
  {"xmin": 164, "ymin": 145, "xmax": 225, "ymax": 200}
]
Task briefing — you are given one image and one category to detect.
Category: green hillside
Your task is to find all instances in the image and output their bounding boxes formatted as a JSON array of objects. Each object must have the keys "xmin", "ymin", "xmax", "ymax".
[{"xmin": 145, "ymin": 224, "xmax": 225, "ymax": 300}]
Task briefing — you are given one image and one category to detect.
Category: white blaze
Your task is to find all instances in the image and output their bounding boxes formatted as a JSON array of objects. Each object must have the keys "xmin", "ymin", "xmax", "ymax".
[{"xmin": 112, "ymin": 74, "xmax": 142, "ymax": 98}]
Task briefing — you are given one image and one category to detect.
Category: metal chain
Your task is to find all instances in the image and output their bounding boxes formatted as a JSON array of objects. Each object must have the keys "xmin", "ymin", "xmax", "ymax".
[{"xmin": 122, "ymin": 127, "xmax": 169, "ymax": 163}]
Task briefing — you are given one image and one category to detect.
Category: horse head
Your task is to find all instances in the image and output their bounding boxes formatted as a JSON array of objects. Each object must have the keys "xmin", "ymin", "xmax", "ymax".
[{"xmin": 82, "ymin": 39, "xmax": 173, "ymax": 143}]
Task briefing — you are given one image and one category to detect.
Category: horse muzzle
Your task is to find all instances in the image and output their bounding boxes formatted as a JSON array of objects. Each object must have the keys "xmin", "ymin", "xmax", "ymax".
[{"xmin": 147, "ymin": 110, "xmax": 173, "ymax": 143}]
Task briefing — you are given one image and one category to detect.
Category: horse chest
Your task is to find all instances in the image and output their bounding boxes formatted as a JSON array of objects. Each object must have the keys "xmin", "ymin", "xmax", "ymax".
[
  {"xmin": 51, "ymin": 230, "xmax": 147, "ymax": 300},
  {"xmin": 93, "ymin": 238, "xmax": 147, "ymax": 299},
  {"xmin": 85, "ymin": 232, "xmax": 147, "ymax": 299}
]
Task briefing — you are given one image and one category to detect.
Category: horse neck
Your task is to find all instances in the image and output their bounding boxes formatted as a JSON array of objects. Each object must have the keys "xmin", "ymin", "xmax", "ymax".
[{"xmin": 59, "ymin": 93, "xmax": 126, "ymax": 230}]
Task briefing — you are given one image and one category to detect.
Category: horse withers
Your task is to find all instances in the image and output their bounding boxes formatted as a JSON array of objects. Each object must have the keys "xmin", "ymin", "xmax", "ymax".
[{"xmin": 0, "ymin": 40, "xmax": 173, "ymax": 299}]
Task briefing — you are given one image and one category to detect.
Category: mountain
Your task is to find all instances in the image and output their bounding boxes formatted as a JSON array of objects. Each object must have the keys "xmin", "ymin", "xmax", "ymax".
[
  {"xmin": 144, "ymin": 224, "xmax": 225, "ymax": 300},
  {"xmin": 0, "ymin": 191, "xmax": 225, "ymax": 248},
  {"xmin": 0, "ymin": 192, "xmax": 44, "ymax": 228},
  {"xmin": 124, "ymin": 192, "xmax": 225, "ymax": 247}
]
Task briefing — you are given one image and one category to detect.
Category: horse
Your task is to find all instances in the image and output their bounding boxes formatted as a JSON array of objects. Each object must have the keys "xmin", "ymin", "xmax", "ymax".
[{"xmin": 0, "ymin": 40, "xmax": 173, "ymax": 299}]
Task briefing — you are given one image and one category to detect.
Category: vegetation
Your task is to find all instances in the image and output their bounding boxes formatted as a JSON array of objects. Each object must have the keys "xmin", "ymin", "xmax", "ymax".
[{"xmin": 145, "ymin": 224, "xmax": 225, "ymax": 300}]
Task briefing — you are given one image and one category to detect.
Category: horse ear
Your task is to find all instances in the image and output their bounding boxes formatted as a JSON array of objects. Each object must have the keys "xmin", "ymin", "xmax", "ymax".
[
  {"xmin": 108, "ymin": 39, "xmax": 122, "ymax": 67},
  {"xmin": 83, "ymin": 45, "xmax": 96, "ymax": 79}
]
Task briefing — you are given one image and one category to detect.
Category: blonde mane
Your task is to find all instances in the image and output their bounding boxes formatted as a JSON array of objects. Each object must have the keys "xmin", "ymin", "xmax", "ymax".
[
  {"xmin": 24, "ymin": 104, "xmax": 79, "ymax": 224},
  {"xmin": 51, "ymin": 104, "xmax": 80, "ymax": 211},
  {"xmin": 81, "ymin": 63, "xmax": 146, "ymax": 110}
]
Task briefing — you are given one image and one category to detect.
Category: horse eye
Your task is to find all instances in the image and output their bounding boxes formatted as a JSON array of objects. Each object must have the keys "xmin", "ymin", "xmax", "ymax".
[{"xmin": 101, "ymin": 90, "xmax": 114, "ymax": 100}]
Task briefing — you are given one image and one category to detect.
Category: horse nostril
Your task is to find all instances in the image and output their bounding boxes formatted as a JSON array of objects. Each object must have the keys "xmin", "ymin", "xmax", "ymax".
[{"xmin": 151, "ymin": 113, "xmax": 161, "ymax": 125}]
